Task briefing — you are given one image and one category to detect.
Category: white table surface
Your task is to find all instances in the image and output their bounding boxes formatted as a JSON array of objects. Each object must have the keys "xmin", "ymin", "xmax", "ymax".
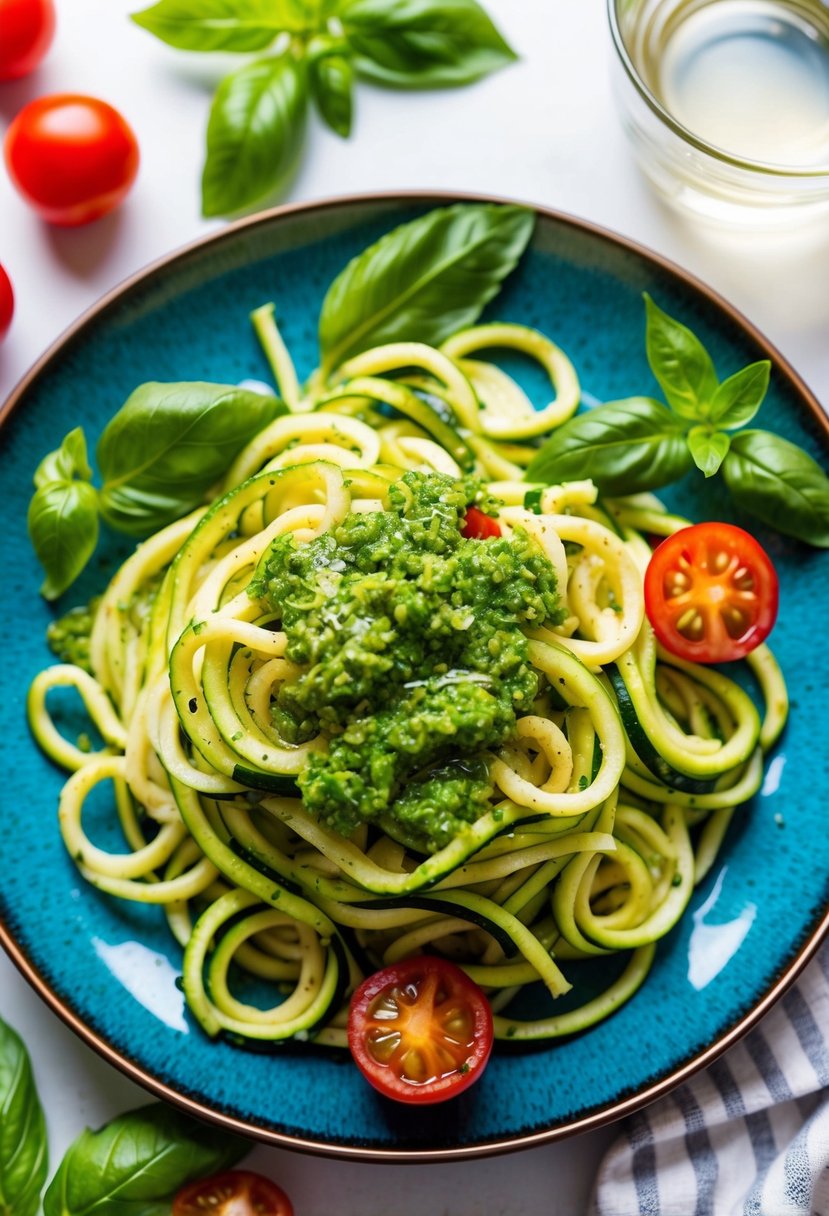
[{"xmin": 1, "ymin": 2, "xmax": 827, "ymax": 1212}]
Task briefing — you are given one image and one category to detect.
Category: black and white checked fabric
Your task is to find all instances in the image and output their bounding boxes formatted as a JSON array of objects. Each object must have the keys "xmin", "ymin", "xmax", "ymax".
[{"xmin": 591, "ymin": 942, "xmax": 829, "ymax": 1216}]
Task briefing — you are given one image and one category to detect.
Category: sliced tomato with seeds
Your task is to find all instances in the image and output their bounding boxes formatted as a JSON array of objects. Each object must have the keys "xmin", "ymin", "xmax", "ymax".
[
  {"xmin": 172, "ymin": 1170, "xmax": 293, "ymax": 1216},
  {"xmin": 348, "ymin": 956, "xmax": 493, "ymax": 1104},
  {"xmin": 644, "ymin": 522, "xmax": 778, "ymax": 663},
  {"xmin": 462, "ymin": 506, "xmax": 501, "ymax": 539}
]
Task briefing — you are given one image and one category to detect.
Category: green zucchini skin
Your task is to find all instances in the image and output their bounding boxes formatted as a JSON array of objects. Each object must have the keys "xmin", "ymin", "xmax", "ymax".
[
  {"xmin": 232, "ymin": 765, "xmax": 301, "ymax": 796},
  {"xmin": 607, "ymin": 665, "xmax": 723, "ymax": 795}
]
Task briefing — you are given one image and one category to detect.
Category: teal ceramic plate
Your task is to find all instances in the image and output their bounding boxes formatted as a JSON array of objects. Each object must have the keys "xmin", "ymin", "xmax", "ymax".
[{"xmin": 1, "ymin": 194, "xmax": 827, "ymax": 1160}]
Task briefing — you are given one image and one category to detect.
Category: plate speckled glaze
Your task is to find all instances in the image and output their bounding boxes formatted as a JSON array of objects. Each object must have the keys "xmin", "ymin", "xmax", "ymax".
[{"xmin": 1, "ymin": 194, "xmax": 828, "ymax": 1160}]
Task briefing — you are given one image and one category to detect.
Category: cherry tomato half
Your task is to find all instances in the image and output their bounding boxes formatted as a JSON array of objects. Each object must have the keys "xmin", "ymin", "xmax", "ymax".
[
  {"xmin": 173, "ymin": 1170, "xmax": 293, "ymax": 1216},
  {"xmin": 0, "ymin": 263, "xmax": 13, "ymax": 342},
  {"xmin": 348, "ymin": 956, "xmax": 494, "ymax": 1104},
  {"xmin": 462, "ymin": 506, "xmax": 501, "ymax": 539},
  {"xmin": 4, "ymin": 94, "xmax": 139, "ymax": 226},
  {"xmin": 0, "ymin": 0, "xmax": 55, "ymax": 81},
  {"xmin": 644, "ymin": 522, "xmax": 779, "ymax": 663}
]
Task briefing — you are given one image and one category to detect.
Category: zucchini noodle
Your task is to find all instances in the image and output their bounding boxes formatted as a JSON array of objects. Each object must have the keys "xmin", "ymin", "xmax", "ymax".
[{"xmin": 27, "ymin": 309, "xmax": 787, "ymax": 1053}]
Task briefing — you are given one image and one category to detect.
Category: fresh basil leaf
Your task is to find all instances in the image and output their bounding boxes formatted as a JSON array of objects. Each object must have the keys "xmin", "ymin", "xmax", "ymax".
[
  {"xmin": 202, "ymin": 54, "xmax": 308, "ymax": 217},
  {"xmin": 28, "ymin": 480, "xmax": 100, "ymax": 600},
  {"xmin": 309, "ymin": 51, "xmax": 353, "ymax": 137},
  {"xmin": 687, "ymin": 426, "xmax": 730, "ymax": 477},
  {"xmin": 644, "ymin": 293, "xmax": 719, "ymax": 421},
  {"xmin": 722, "ymin": 429, "xmax": 829, "ymax": 546},
  {"xmin": 708, "ymin": 360, "xmax": 770, "ymax": 429},
  {"xmin": 340, "ymin": 0, "xmax": 516, "ymax": 88},
  {"xmin": 0, "ymin": 1017, "xmax": 48, "ymax": 1216},
  {"xmin": 97, "ymin": 381, "xmax": 281, "ymax": 535},
  {"xmin": 42, "ymin": 1102, "xmax": 249, "ymax": 1216},
  {"xmin": 526, "ymin": 398, "xmax": 694, "ymax": 496},
  {"xmin": 34, "ymin": 427, "xmax": 92, "ymax": 489},
  {"xmin": 131, "ymin": 0, "xmax": 309, "ymax": 51},
  {"xmin": 319, "ymin": 202, "xmax": 534, "ymax": 374}
]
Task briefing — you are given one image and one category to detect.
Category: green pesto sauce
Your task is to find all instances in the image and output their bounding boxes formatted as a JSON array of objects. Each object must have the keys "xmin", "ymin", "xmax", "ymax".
[
  {"xmin": 47, "ymin": 601, "xmax": 99, "ymax": 673},
  {"xmin": 251, "ymin": 471, "xmax": 564, "ymax": 853}
]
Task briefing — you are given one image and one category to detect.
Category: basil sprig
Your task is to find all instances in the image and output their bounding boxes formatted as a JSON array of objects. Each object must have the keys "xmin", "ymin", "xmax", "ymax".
[
  {"xmin": 43, "ymin": 1104, "xmax": 248, "ymax": 1216},
  {"xmin": 29, "ymin": 382, "xmax": 281, "ymax": 598},
  {"xmin": 0, "ymin": 1016, "xmax": 253, "ymax": 1216},
  {"xmin": 131, "ymin": 0, "xmax": 516, "ymax": 215},
  {"xmin": 0, "ymin": 1017, "xmax": 48, "ymax": 1216},
  {"xmin": 528, "ymin": 294, "xmax": 829, "ymax": 547}
]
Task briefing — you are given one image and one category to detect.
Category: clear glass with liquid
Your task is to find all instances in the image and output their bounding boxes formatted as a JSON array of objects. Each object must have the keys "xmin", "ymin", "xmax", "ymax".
[{"xmin": 609, "ymin": 0, "xmax": 829, "ymax": 224}]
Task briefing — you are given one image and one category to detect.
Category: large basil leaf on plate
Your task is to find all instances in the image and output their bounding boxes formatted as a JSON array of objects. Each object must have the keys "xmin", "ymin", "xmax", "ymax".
[
  {"xmin": 131, "ymin": 0, "xmax": 310, "ymax": 51},
  {"xmin": 340, "ymin": 0, "xmax": 516, "ymax": 88},
  {"xmin": 97, "ymin": 381, "xmax": 282, "ymax": 534},
  {"xmin": 318, "ymin": 202, "xmax": 535, "ymax": 374},
  {"xmin": 42, "ymin": 1103, "xmax": 249, "ymax": 1216},
  {"xmin": 526, "ymin": 398, "xmax": 694, "ymax": 495},
  {"xmin": 0, "ymin": 1017, "xmax": 48, "ymax": 1216},
  {"xmin": 202, "ymin": 54, "xmax": 308, "ymax": 216},
  {"xmin": 722, "ymin": 429, "xmax": 829, "ymax": 546}
]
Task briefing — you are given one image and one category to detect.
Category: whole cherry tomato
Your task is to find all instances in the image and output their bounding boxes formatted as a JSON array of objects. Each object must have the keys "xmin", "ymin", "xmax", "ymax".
[
  {"xmin": 173, "ymin": 1171, "xmax": 293, "ymax": 1216},
  {"xmin": 0, "ymin": 0, "xmax": 55, "ymax": 81},
  {"xmin": 0, "ymin": 264, "xmax": 13, "ymax": 342},
  {"xmin": 4, "ymin": 94, "xmax": 139, "ymax": 226},
  {"xmin": 348, "ymin": 956, "xmax": 494, "ymax": 1104},
  {"xmin": 644, "ymin": 522, "xmax": 779, "ymax": 663}
]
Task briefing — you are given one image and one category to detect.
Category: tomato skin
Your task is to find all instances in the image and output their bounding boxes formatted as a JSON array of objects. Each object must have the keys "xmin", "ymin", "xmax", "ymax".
[
  {"xmin": 4, "ymin": 94, "xmax": 139, "ymax": 225},
  {"xmin": 0, "ymin": 263, "xmax": 13, "ymax": 342},
  {"xmin": 644, "ymin": 522, "xmax": 779, "ymax": 663},
  {"xmin": 462, "ymin": 506, "xmax": 501, "ymax": 539},
  {"xmin": 0, "ymin": 0, "xmax": 55, "ymax": 81},
  {"xmin": 172, "ymin": 1170, "xmax": 293, "ymax": 1216},
  {"xmin": 348, "ymin": 956, "xmax": 494, "ymax": 1104}
]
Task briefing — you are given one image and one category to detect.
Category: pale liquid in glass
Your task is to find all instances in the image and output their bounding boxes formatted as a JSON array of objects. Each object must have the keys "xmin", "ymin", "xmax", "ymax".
[{"xmin": 636, "ymin": 0, "xmax": 829, "ymax": 168}]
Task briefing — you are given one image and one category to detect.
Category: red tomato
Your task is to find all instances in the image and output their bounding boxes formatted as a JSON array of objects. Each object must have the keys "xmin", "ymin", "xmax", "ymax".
[
  {"xmin": 173, "ymin": 1171, "xmax": 293, "ymax": 1216},
  {"xmin": 462, "ymin": 506, "xmax": 501, "ymax": 539},
  {"xmin": 644, "ymin": 522, "xmax": 778, "ymax": 663},
  {"xmin": 348, "ymin": 956, "xmax": 494, "ymax": 1104},
  {"xmin": 0, "ymin": 0, "xmax": 55, "ymax": 81},
  {"xmin": 0, "ymin": 263, "xmax": 13, "ymax": 341},
  {"xmin": 4, "ymin": 94, "xmax": 139, "ymax": 226}
]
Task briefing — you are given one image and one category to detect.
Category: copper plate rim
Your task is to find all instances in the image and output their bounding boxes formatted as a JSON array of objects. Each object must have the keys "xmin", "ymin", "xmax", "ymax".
[{"xmin": 1, "ymin": 189, "xmax": 828, "ymax": 1163}]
